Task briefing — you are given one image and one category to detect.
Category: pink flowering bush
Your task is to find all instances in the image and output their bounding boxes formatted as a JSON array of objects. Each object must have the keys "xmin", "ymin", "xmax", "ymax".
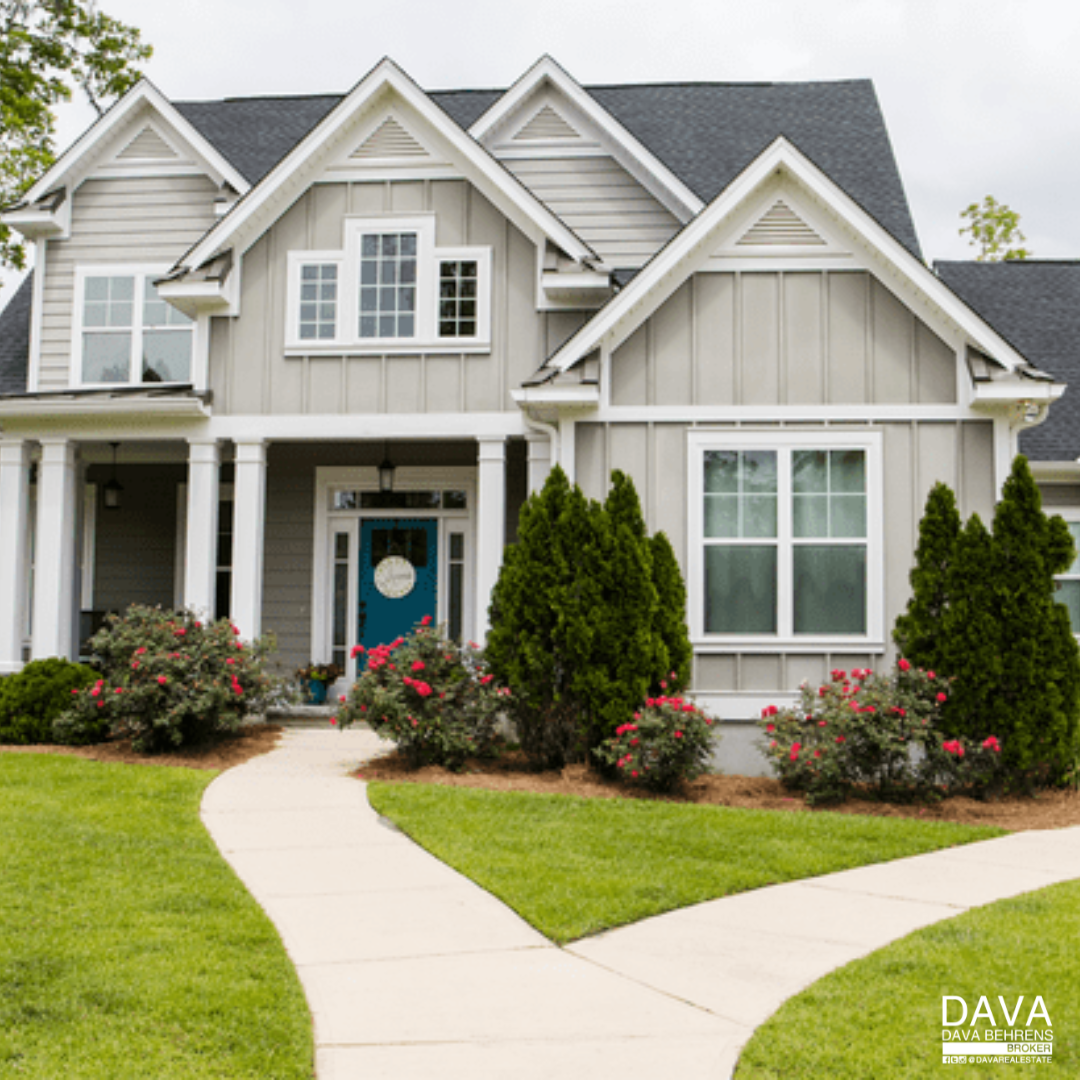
[
  {"xmin": 334, "ymin": 617, "xmax": 508, "ymax": 770},
  {"xmin": 54, "ymin": 605, "xmax": 278, "ymax": 753},
  {"xmin": 759, "ymin": 662, "xmax": 1004, "ymax": 805},
  {"xmin": 594, "ymin": 690, "xmax": 717, "ymax": 792}
]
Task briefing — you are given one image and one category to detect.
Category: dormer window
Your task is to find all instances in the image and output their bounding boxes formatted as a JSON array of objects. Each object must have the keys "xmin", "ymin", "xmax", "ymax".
[
  {"xmin": 74, "ymin": 267, "xmax": 193, "ymax": 385},
  {"xmin": 286, "ymin": 216, "xmax": 490, "ymax": 353}
]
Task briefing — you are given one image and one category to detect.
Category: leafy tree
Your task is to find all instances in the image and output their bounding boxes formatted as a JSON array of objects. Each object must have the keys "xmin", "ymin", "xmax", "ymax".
[
  {"xmin": 1, "ymin": 0, "xmax": 152, "ymax": 275},
  {"xmin": 893, "ymin": 482, "xmax": 962, "ymax": 667},
  {"xmin": 959, "ymin": 195, "xmax": 1031, "ymax": 262}
]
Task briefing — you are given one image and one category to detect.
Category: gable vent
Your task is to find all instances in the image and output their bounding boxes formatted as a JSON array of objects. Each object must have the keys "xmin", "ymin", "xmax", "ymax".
[
  {"xmin": 116, "ymin": 126, "xmax": 179, "ymax": 161},
  {"xmin": 351, "ymin": 117, "xmax": 429, "ymax": 160},
  {"xmin": 514, "ymin": 104, "xmax": 581, "ymax": 142},
  {"xmin": 737, "ymin": 200, "xmax": 826, "ymax": 246}
]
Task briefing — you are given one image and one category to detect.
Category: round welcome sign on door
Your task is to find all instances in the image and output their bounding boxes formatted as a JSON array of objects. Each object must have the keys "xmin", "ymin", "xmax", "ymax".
[{"xmin": 373, "ymin": 556, "xmax": 416, "ymax": 599}]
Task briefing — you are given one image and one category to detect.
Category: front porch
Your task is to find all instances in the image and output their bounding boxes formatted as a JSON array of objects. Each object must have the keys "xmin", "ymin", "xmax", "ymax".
[{"xmin": 0, "ymin": 434, "xmax": 551, "ymax": 675}]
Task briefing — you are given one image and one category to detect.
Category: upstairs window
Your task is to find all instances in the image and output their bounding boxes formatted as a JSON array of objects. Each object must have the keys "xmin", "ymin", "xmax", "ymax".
[
  {"xmin": 76, "ymin": 268, "xmax": 193, "ymax": 385},
  {"xmin": 287, "ymin": 217, "xmax": 490, "ymax": 352}
]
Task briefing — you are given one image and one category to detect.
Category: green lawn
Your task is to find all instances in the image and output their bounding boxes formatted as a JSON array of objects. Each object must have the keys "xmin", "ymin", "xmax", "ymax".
[
  {"xmin": 367, "ymin": 782, "xmax": 1005, "ymax": 943},
  {"xmin": 0, "ymin": 754, "xmax": 312, "ymax": 1080},
  {"xmin": 734, "ymin": 877, "xmax": 1080, "ymax": 1078}
]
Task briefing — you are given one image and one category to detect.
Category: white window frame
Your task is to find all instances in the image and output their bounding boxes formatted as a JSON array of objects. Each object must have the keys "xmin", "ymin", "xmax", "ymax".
[
  {"xmin": 1054, "ymin": 509, "xmax": 1080, "ymax": 636},
  {"xmin": 687, "ymin": 428, "xmax": 884, "ymax": 652},
  {"xmin": 71, "ymin": 264, "xmax": 195, "ymax": 388},
  {"xmin": 285, "ymin": 215, "xmax": 491, "ymax": 354}
]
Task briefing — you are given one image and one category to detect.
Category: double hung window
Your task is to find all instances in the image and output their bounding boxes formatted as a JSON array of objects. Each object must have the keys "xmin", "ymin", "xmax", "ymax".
[
  {"xmin": 1056, "ymin": 519, "xmax": 1080, "ymax": 633},
  {"xmin": 287, "ymin": 216, "xmax": 490, "ymax": 351},
  {"xmin": 77, "ymin": 269, "xmax": 193, "ymax": 385},
  {"xmin": 690, "ymin": 430, "xmax": 882, "ymax": 647}
]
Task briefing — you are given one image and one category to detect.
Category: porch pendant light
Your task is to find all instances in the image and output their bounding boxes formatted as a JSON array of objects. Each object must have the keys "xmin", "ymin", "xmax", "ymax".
[
  {"xmin": 103, "ymin": 442, "xmax": 123, "ymax": 510},
  {"xmin": 378, "ymin": 442, "xmax": 395, "ymax": 493}
]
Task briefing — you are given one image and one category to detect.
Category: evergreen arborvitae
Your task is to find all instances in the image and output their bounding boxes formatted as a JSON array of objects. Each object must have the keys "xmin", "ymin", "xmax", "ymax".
[
  {"xmin": 579, "ymin": 471, "xmax": 661, "ymax": 750},
  {"xmin": 651, "ymin": 531, "xmax": 692, "ymax": 689},
  {"xmin": 485, "ymin": 465, "xmax": 587, "ymax": 766},
  {"xmin": 937, "ymin": 513, "xmax": 1002, "ymax": 743},
  {"xmin": 986, "ymin": 457, "xmax": 1080, "ymax": 782},
  {"xmin": 893, "ymin": 481, "xmax": 961, "ymax": 667}
]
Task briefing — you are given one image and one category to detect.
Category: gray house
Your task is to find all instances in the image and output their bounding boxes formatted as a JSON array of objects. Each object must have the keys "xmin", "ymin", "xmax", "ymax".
[{"xmin": 0, "ymin": 57, "xmax": 1062, "ymax": 751}]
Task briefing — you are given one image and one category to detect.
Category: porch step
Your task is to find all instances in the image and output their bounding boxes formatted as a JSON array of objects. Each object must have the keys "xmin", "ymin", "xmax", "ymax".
[{"xmin": 267, "ymin": 705, "xmax": 339, "ymax": 727}]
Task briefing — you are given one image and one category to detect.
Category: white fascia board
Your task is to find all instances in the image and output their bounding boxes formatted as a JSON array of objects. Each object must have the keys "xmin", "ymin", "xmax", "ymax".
[
  {"xmin": 155, "ymin": 278, "xmax": 232, "ymax": 318},
  {"xmin": 22, "ymin": 79, "xmax": 249, "ymax": 205},
  {"xmin": 470, "ymin": 56, "xmax": 703, "ymax": 223},
  {"xmin": 0, "ymin": 396, "xmax": 210, "ymax": 421},
  {"xmin": 971, "ymin": 379, "xmax": 1066, "ymax": 405},
  {"xmin": 0, "ymin": 207, "xmax": 64, "ymax": 240},
  {"xmin": 546, "ymin": 137, "xmax": 1037, "ymax": 378},
  {"xmin": 511, "ymin": 385, "xmax": 600, "ymax": 408},
  {"xmin": 174, "ymin": 59, "xmax": 596, "ymax": 278}
]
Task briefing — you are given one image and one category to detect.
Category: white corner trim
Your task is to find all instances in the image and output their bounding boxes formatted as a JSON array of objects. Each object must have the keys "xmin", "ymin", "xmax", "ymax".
[{"xmin": 28, "ymin": 243, "xmax": 46, "ymax": 392}]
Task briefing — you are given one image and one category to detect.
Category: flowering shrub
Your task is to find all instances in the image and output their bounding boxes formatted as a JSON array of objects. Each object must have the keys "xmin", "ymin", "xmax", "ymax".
[
  {"xmin": 759, "ymin": 662, "xmax": 1004, "ymax": 805},
  {"xmin": 594, "ymin": 688, "xmax": 717, "ymax": 792},
  {"xmin": 54, "ymin": 605, "xmax": 279, "ymax": 753},
  {"xmin": 334, "ymin": 617, "xmax": 508, "ymax": 770}
]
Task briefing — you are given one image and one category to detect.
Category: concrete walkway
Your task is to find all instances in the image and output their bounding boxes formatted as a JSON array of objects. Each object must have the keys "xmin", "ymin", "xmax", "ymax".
[{"xmin": 201, "ymin": 727, "xmax": 1080, "ymax": 1079}]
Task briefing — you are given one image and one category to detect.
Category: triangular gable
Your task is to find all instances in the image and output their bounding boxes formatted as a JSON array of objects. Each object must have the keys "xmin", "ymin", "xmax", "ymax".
[
  {"xmin": 471, "ymin": 56, "xmax": 702, "ymax": 224},
  {"xmin": 171, "ymin": 58, "xmax": 598, "ymax": 279},
  {"xmin": 349, "ymin": 115, "xmax": 432, "ymax": 160},
  {"xmin": 18, "ymin": 80, "xmax": 248, "ymax": 204},
  {"xmin": 513, "ymin": 103, "xmax": 584, "ymax": 143},
  {"xmin": 539, "ymin": 136, "xmax": 1041, "ymax": 381}
]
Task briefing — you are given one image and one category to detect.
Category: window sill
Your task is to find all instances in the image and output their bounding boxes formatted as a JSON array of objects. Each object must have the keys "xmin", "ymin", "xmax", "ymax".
[
  {"xmin": 284, "ymin": 342, "xmax": 491, "ymax": 357},
  {"xmin": 691, "ymin": 636, "xmax": 887, "ymax": 654}
]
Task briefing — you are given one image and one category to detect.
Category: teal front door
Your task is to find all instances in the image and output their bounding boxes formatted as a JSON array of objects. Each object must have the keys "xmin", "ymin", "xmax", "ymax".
[{"xmin": 358, "ymin": 518, "xmax": 438, "ymax": 651}]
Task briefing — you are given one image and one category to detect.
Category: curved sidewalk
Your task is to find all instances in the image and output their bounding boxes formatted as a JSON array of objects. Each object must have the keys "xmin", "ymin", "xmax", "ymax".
[{"xmin": 201, "ymin": 727, "xmax": 1080, "ymax": 1080}]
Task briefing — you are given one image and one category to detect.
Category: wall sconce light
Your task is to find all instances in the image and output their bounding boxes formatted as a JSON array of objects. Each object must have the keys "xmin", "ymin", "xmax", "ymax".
[{"xmin": 103, "ymin": 442, "xmax": 123, "ymax": 510}]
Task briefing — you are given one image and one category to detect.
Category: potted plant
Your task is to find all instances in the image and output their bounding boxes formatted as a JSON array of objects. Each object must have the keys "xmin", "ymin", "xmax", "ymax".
[{"xmin": 295, "ymin": 662, "xmax": 343, "ymax": 705}]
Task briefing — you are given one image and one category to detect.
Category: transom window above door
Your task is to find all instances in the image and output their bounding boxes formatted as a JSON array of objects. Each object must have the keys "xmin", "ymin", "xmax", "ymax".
[
  {"xmin": 286, "ymin": 215, "xmax": 491, "ymax": 352},
  {"xmin": 74, "ymin": 267, "xmax": 193, "ymax": 386}
]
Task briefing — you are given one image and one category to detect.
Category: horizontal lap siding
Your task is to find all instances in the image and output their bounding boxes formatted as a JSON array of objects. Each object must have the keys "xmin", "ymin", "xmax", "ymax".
[
  {"xmin": 575, "ymin": 419, "xmax": 995, "ymax": 696},
  {"xmin": 218, "ymin": 180, "xmax": 545, "ymax": 416},
  {"xmin": 611, "ymin": 272, "xmax": 958, "ymax": 407},
  {"xmin": 504, "ymin": 156, "xmax": 681, "ymax": 270},
  {"xmin": 40, "ymin": 177, "xmax": 219, "ymax": 389}
]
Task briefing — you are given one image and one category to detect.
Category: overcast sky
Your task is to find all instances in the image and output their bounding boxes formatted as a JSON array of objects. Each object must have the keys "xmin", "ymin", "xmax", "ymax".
[{"xmin": 3, "ymin": 0, "xmax": 1078, "ymax": 305}]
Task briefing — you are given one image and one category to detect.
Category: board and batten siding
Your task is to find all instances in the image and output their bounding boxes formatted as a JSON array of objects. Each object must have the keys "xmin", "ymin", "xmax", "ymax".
[
  {"xmin": 574, "ymin": 418, "xmax": 995, "ymax": 697},
  {"xmin": 38, "ymin": 176, "xmax": 220, "ymax": 390},
  {"xmin": 610, "ymin": 272, "xmax": 958, "ymax": 408},
  {"xmin": 501, "ymin": 156, "xmax": 681, "ymax": 269},
  {"xmin": 209, "ymin": 179, "xmax": 552, "ymax": 416}
]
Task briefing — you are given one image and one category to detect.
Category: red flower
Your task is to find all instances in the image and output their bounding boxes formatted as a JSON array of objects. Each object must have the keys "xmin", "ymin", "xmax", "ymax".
[
  {"xmin": 351, "ymin": 644, "xmax": 365, "ymax": 659},
  {"xmin": 766, "ymin": 723, "xmax": 775, "ymax": 733},
  {"xmin": 157, "ymin": 675, "xmax": 167, "ymax": 686},
  {"xmin": 927, "ymin": 670, "xmax": 936, "ymax": 679},
  {"xmin": 411, "ymin": 660, "xmax": 425, "ymax": 672},
  {"xmin": 813, "ymin": 750, "xmax": 821, "ymax": 758},
  {"xmin": 174, "ymin": 628, "xmax": 186, "ymax": 637},
  {"xmin": 898, "ymin": 658, "xmax": 911, "ymax": 672},
  {"xmin": 134, "ymin": 647, "xmax": 146, "ymax": 656},
  {"xmin": 937, "ymin": 693, "xmax": 947, "ymax": 703},
  {"xmin": 830, "ymin": 669, "xmax": 846, "ymax": 681},
  {"xmin": 90, "ymin": 687, "xmax": 100, "ymax": 698},
  {"xmin": 818, "ymin": 719, "xmax": 827, "ymax": 727},
  {"xmin": 421, "ymin": 615, "xmax": 432, "ymax": 626},
  {"xmin": 480, "ymin": 674, "xmax": 494, "ymax": 685},
  {"xmin": 330, "ymin": 717, "xmax": 338, "ymax": 726},
  {"xmin": 770, "ymin": 740, "xmax": 777, "ymax": 749},
  {"xmin": 789, "ymin": 742, "xmax": 802, "ymax": 761},
  {"xmin": 674, "ymin": 731, "xmax": 683, "ymax": 739},
  {"xmin": 835, "ymin": 735, "xmax": 846, "ymax": 744}
]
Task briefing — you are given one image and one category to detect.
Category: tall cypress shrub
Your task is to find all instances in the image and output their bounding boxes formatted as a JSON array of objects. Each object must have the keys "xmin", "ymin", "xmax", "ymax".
[
  {"xmin": 893, "ymin": 482, "xmax": 962, "ymax": 667},
  {"xmin": 651, "ymin": 531, "xmax": 692, "ymax": 689},
  {"xmin": 985, "ymin": 457, "xmax": 1080, "ymax": 782}
]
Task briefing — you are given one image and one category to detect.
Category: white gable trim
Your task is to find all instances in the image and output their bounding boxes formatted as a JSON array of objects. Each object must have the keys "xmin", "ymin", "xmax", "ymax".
[
  {"xmin": 471, "ymin": 56, "xmax": 703, "ymax": 224},
  {"xmin": 20, "ymin": 80, "xmax": 249, "ymax": 204},
  {"xmin": 545, "ymin": 137, "xmax": 1038, "ymax": 379},
  {"xmin": 172, "ymin": 58, "xmax": 597, "ymax": 278}
]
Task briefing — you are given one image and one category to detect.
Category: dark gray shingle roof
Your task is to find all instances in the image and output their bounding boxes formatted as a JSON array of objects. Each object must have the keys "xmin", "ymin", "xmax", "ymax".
[
  {"xmin": 936, "ymin": 260, "xmax": 1080, "ymax": 462},
  {"xmin": 0, "ymin": 274, "xmax": 31, "ymax": 394},
  {"xmin": 174, "ymin": 79, "xmax": 921, "ymax": 258}
]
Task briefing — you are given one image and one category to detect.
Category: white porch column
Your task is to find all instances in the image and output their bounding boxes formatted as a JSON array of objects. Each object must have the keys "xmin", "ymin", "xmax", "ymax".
[
  {"xmin": 0, "ymin": 441, "xmax": 31, "ymax": 671},
  {"xmin": 475, "ymin": 436, "xmax": 506, "ymax": 641},
  {"xmin": 32, "ymin": 438, "xmax": 79, "ymax": 660},
  {"xmin": 525, "ymin": 430, "xmax": 552, "ymax": 494},
  {"xmin": 230, "ymin": 440, "xmax": 267, "ymax": 642},
  {"xmin": 184, "ymin": 439, "xmax": 220, "ymax": 619}
]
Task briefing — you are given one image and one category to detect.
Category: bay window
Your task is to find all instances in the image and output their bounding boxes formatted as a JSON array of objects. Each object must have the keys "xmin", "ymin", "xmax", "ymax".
[
  {"xmin": 287, "ymin": 216, "xmax": 490, "ymax": 351},
  {"xmin": 689, "ymin": 430, "xmax": 883, "ymax": 648}
]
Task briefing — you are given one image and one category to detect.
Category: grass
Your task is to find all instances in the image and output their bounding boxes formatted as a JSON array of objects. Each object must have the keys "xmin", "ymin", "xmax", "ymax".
[
  {"xmin": 0, "ymin": 754, "xmax": 312, "ymax": 1080},
  {"xmin": 367, "ymin": 782, "xmax": 1006, "ymax": 943},
  {"xmin": 734, "ymin": 877, "xmax": 1080, "ymax": 1078}
]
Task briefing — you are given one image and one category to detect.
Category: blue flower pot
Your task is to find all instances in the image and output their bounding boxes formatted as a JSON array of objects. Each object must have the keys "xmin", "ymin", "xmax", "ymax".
[{"xmin": 305, "ymin": 679, "xmax": 328, "ymax": 705}]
